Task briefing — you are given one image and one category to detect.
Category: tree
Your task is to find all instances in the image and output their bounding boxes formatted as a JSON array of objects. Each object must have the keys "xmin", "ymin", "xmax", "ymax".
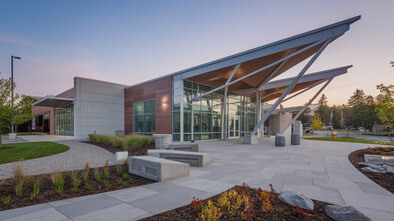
[
  {"xmin": 311, "ymin": 113, "xmax": 323, "ymax": 130},
  {"xmin": 331, "ymin": 106, "xmax": 344, "ymax": 129},
  {"xmin": 317, "ymin": 94, "xmax": 330, "ymax": 126},
  {"xmin": 375, "ymin": 84, "xmax": 394, "ymax": 142},
  {"xmin": 347, "ymin": 89, "xmax": 366, "ymax": 106},
  {"xmin": 0, "ymin": 73, "xmax": 34, "ymax": 147},
  {"xmin": 347, "ymin": 89, "xmax": 379, "ymax": 130}
]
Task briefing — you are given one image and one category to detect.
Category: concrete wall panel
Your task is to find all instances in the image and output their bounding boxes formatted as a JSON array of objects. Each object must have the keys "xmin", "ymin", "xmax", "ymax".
[{"xmin": 74, "ymin": 77, "xmax": 126, "ymax": 139}]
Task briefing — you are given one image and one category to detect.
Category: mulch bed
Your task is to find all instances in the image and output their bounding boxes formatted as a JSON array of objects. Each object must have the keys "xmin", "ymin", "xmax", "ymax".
[
  {"xmin": 348, "ymin": 149, "xmax": 394, "ymax": 194},
  {"xmin": 84, "ymin": 141, "xmax": 155, "ymax": 156},
  {"xmin": 143, "ymin": 184, "xmax": 333, "ymax": 221},
  {"xmin": 0, "ymin": 147, "xmax": 15, "ymax": 151},
  {"xmin": 0, "ymin": 164, "xmax": 156, "ymax": 211}
]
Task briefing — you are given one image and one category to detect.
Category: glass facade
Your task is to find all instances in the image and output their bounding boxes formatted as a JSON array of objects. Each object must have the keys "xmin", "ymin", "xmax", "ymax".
[
  {"xmin": 133, "ymin": 100, "xmax": 155, "ymax": 134},
  {"xmin": 172, "ymin": 79, "xmax": 257, "ymax": 141},
  {"xmin": 54, "ymin": 103, "xmax": 74, "ymax": 136}
]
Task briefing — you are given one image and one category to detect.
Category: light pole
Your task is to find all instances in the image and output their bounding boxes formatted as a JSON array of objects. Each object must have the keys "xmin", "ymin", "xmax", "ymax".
[{"xmin": 11, "ymin": 55, "xmax": 21, "ymax": 134}]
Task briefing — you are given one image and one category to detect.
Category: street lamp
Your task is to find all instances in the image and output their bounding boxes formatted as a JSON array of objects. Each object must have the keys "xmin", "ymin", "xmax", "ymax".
[{"xmin": 11, "ymin": 55, "xmax": 21, "ymax": 134}]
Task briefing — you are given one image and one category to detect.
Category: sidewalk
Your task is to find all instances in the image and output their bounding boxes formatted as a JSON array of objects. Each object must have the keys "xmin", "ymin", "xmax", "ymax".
[{"xmin": 0, "ymin": 138, "xmax": 393, "ymax": 221}]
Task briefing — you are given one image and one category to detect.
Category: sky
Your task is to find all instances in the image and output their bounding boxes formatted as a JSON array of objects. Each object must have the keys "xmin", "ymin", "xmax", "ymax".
[{"xmin": 0, "ymin": 0, "xmax": 393, "ymax": 107}]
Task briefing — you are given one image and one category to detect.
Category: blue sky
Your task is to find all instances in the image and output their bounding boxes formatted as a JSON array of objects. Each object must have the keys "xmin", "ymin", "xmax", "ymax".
[{"xmin": 0, "ymin": 0, "xmax": 393, "ymax": 106}]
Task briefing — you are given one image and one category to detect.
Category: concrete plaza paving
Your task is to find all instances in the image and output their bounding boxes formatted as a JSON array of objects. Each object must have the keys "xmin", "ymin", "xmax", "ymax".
[{"xmin": 0, "ymin": 138, "xmax": 393, "ymax": 221}]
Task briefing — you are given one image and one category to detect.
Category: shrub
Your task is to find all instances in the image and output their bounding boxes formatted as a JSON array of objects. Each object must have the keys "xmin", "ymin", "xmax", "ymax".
[
  {"xmin": 116, "ymin": 178, "xmax": 124, "ymax": 186},
  {"xmin": 199, "ymin": 200, "xmax": 222, "ymax": 221},
  {"xmin": 51, "ymin": 169, "xmax": 64, "ymax": 195},
  {"xmin": 85, "ymin": 183, "xmax": 93, "ymax": 191},
  {"xmin": 1, "ymin": 195, "xmax": 11, "ymax": 205},
  {"xmin": 93, "ymin": 168, "xmax": 102, "ymax": 182},
  {"xmin": 103, "ymin": 180, "xmax": 109, "ymax": 187},
  {"xmin": 365, "ymin": 146, "xmax": 394, "ymax": 156},
  {"xmin": 30, "ymin": 181, "xmax": 40, "ymax": 200},
  {"xmin": 84, "ymin": 160, "xmax": 90, "ymax": 172},
  {"xmin": 103, "ymin": 158, "xmax": 110, "ymax": 179},
  {"xmin": 71, "ymin": 171, "xmax": 81, "ymax": 192},
  {"xmin": 116, "ymin": 165, "xmax": 123, "ymax": 175},
  {"xmin": 89, "ymin": 134, "xmax": 154, "ymax": 150},
  {"xmin": 13, "ymin": 164, "xmax": 25, "ymax": 197}
]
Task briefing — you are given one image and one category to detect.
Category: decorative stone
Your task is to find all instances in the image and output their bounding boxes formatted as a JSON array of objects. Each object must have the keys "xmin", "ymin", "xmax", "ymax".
[
  {"xmin": 325, "ymin": 205, "xmax": 371, "ymax": 221},
  {"xmin": 291, "ymin": 133, "xmax": 301, "ymax": 145},
  {"xmin": 383, "ymin": 157, "xmax": 394, "ymax": 166},
  {"xmin": 116, "ymin": 151, "xmax": 128, "ymax": 161},
  {"xmin": 357, "ymin": 162, "xmax": 372, "ymax": 168},
  {"xmin": 361, "ymin": 167, "xmax": 382, "ymax": 173},
  {"xmin": 364, "ymin": 154, "xmax": 384, "ymax": 164},
  {"xmin": 385, "ymin": 165, "xmax": 394, "ymax": 174},
  {"xmin": 275, "ymin": 134, "xmax": 286, "ymax": 146},
  {"xmin": 278, "ymin": 191, "xmax": 314, "ymax": 210}
]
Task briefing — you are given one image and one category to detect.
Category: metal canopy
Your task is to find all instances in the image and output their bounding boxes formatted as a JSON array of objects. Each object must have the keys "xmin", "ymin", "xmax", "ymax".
[
  {"xmin": 181, "ymin": 16, "xmax": 359, "ymax": 94},
  {"xmin": 258, "ymin": 65, "xmax": 352, "ymax": 102},
  {"xmin": 32, "ymin": 96, "xmax": 73, "ymax": 107}
]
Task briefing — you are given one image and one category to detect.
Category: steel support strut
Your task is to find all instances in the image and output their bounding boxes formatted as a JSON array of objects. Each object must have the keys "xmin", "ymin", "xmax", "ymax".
[
  {"xmin": 250, "ymin": 38, "xmax": 333, "ymax": 135},
  {"xmin": 279, "ymin": 78, "xmax": 333, "ymax": 135}
]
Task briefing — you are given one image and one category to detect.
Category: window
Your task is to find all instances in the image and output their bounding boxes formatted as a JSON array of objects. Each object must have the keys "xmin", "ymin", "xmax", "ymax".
[{"xmin": 133, "ymin": 100, "xmax": 155, "ymax": 134}]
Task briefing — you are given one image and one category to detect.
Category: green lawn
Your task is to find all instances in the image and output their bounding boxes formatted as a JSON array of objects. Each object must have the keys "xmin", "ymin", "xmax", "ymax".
[
  {"xmin": 0, "ymin": 142, "xmax": 70, "ymax": 164},
  {"xmin": 303, "ymin": 136, "xmax": 393, "ymax": 146}
]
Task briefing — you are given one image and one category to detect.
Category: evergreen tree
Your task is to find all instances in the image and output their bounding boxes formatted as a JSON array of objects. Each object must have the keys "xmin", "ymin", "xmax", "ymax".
[{"xmin": 317, "ymin": 94, "xmax": 330, "ymax": 126}]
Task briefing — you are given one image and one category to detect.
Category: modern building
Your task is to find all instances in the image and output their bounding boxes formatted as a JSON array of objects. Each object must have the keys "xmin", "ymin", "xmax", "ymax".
[{"xmin": 32, "ymin": 16, "xmax": 360, "ymax": 142}]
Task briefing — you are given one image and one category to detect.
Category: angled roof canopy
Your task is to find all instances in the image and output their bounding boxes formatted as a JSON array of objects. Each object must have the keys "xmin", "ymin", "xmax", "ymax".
[
  {"xmin": 174, "ymin": 16, "xmax": 359, "ymax": 93},
  {"xmin": 258, "ymin": 65, "xmax": 352, "ymax": 102},
  {"xmin": 32, "ymin": 96, "xmax": 73, "ymax": 107}
]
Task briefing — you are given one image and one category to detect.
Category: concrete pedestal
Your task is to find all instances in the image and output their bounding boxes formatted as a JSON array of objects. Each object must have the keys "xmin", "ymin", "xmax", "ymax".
[
  {"xmin": 291, "ymin": 133, "xmax": 301, "ymax": 145},
  {"xmin": 243, "ymin": 135, "xmax": 258, "ymax": 144},
  {"xmin": 275, "ymin": 134, "xmax": 286, "ymax": 146},
  {"xmin": 154, "ymin": 134, "xmax": 172, "ymax": 149},
  {"xmin": 8, "ymin": 133, "xmax": 17, "ymax": 140}
]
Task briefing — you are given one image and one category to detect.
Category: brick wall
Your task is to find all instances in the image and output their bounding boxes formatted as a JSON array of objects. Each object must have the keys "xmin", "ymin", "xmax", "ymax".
[{"xmin": 124, "ymin": 77, "xmax": 172, "ymax": 135}]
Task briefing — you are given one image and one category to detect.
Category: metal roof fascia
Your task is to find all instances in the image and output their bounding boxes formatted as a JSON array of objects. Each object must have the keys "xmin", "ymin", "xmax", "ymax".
[
  {"xmin": 125, "ymin": 16, "xmax": 360, "ymax": 89},
  {"xmin": 32, "ymin": 96, "xmax": 74, "ymax": 107}
]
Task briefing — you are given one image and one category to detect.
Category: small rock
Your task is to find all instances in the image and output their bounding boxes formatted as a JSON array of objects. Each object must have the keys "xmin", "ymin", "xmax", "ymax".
[
  {"xmin": 368, "ymin": 164, "xmax": 385, "ymax": 171},
  {"xmin": 325, "ymin": 205, "xmax": 371, "ymax": 221},
  {"xmin": 385, "ymin": 165, "xmax": 394, "ymax": 174},
  {"xmin": 361, "ymin": 167, "xmax": 382, "ymax": 173},
  {"xmin": 278, "ymin": 191, "xmax": 314, "ymax": 210},
  {"xmin": 357, "ymin": 162, "xmax": 372, "ymax": 168}
]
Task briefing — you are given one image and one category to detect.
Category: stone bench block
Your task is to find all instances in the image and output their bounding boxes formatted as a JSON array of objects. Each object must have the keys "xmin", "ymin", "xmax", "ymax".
[
  {"xmin": 243, "ymin": 135, "xmax": 258, "ymax": 144},
  {"xmin": 129, "ymin": 156, "xmax": 189, "ymax": 182},
  {"xmin": 153, "ymin": 134, "xmax": 172, "ymax": 149},
  {"xmin": 147, "ymin": 149, "xmax": 212, "ymax": 167},
  {"xmin": 167, "ymin": 143, "xmax": 199, "ymax": 152}
]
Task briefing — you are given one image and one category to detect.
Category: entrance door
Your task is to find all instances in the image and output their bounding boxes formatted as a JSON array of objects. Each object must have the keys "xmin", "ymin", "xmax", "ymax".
[{"xmin": 228, "ymin": 115, "xmax": 240, "ymax": 138}]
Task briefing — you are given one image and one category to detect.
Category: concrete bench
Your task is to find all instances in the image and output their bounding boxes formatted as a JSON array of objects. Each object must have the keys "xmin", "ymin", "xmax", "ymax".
[
  {"xmin": 129, "ymin": 156, "xmax": 189, "ymax": 182},
  {"xmin": 167, "ymin": 143, "xmax": 199, "ymax": 152},
  {"xmin": 147, "ymin": 149, "xmax": 212, "ymax": 167}
]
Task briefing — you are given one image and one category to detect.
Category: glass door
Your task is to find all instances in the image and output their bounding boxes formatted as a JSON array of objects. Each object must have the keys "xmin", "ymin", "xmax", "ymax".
[{"xmin": 228, "ymin": 114, "xmax": 240, "ymax": 139}]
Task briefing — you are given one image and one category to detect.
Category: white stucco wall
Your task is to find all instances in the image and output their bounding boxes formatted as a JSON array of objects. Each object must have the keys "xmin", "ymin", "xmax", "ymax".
[{"xmin": 74, "ymin": 77, "xmax": 126, "ymax": 139}]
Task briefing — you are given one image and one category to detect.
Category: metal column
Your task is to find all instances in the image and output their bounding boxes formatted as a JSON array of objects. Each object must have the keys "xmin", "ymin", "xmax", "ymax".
[{"xmin": 251, "ymin": 38, "xmax": 333, "ymax": 135}]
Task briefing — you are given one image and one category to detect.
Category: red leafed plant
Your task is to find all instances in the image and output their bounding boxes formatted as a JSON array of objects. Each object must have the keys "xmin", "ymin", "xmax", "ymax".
[
  {"xmin": 291, "ymin": 204, "xmax": 311, "ymax": 217},
  {"xmin": 191, "ymin": 197, "xmax": 203, "ymax": 212}
]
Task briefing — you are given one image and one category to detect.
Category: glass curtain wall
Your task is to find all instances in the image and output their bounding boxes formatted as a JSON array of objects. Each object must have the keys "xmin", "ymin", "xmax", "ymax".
[
  {"xmin": 172, "ymin": 79, "xmax": 257, "ymax": 141},
  {"xmin": 133, "ymin": 100, "xmax": 155, "ymax": 134},
  {"xmin": 54, "ymin": 103, "xmax": 74, "ymax": 136}
]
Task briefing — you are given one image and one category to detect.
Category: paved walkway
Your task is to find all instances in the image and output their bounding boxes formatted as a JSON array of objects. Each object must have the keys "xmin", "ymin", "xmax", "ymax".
[
  {"xmin": 0, "ymin": 140, "xmax": 118, "ymax": 180},
  {"xmin": 0, "ymin": 138, "xmax": 393, "ymax": 221},
  {"xmin": 2, "ymin": 135, "xmax": 75, "ymax": 144}
]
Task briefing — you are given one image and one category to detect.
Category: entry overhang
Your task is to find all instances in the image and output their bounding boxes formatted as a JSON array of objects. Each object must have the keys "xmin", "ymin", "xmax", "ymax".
[{"xmin": 32, "ymin": 96, "xmax": 73, "ymax": 107}]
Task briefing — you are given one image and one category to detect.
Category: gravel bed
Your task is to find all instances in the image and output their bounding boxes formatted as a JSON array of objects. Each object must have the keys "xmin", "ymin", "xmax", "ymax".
[{"xmin": 0, "ymin": 140, "xmax": 118, "ymax": 180}]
